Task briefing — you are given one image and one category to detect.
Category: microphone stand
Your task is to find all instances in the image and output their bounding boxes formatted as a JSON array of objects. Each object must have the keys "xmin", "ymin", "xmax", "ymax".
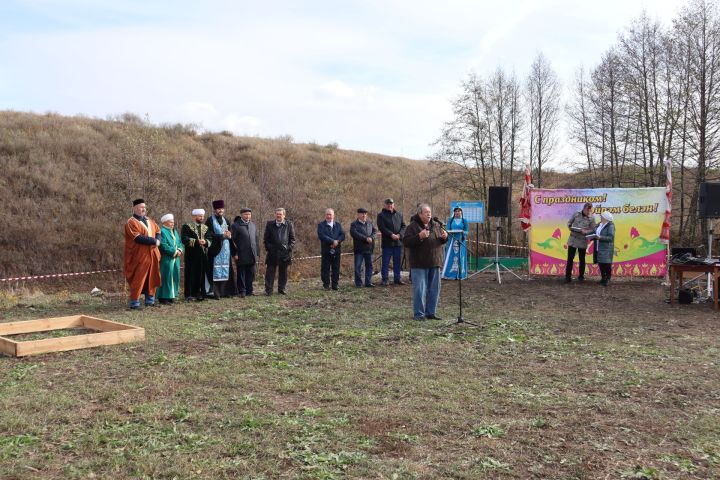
[{"xmin": 436, "ymin": 221, "xmax": 481, "ymax": 328}]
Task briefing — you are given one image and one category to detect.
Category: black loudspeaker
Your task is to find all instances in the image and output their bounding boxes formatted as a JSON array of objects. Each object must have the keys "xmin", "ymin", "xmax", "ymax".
[
  {"xmin": 699, "ymin": 182, "xmax": 720, "ymax": 218},
  {"xmin": 488, "ymin": 186, "xmax": 510, "ymax": 217}
]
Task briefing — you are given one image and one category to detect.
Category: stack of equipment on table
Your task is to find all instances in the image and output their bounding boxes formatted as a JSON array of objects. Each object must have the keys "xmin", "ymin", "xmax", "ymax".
[{"xmin": 670, "ymin": 247, "xmax": 719, "ymax": 266}]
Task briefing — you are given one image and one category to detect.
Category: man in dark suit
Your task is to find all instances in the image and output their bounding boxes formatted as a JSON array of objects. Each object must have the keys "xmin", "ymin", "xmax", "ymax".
[
  {"xmin": 317, "ymin": 208, "xmax": 346, "ymax": 290},
  {"xmin": 263, "ymin": 207, "xmax": 296, "ymax": 295},
  {"xmin": 231, "ymin": 207, "xmax": 260, "ymax": 297}
]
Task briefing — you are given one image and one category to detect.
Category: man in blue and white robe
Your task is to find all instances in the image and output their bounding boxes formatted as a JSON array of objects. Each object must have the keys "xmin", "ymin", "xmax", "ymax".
[{"xmin": 205, "ymin": 199, "xmax": 237, "ymax": 298}]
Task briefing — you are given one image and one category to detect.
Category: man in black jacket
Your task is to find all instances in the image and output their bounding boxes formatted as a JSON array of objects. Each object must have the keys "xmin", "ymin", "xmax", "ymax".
[
  {"xmin": 317, "ymin": 208, "xmax": 346, "ymax": 290},
  {"xmin": 350, "ymin": 207, "xmax": 377, "ymax": 287},
  {"xmin": 263, "ymin": 207, "xmax": 296, "ymax": 295},
  {"xmin": 376, "ymin": 198, "xmax": 406, "ymax": 286},
  {"xmin": 231, "ymin": 207, "xmax": 260, "ymax": 297}
]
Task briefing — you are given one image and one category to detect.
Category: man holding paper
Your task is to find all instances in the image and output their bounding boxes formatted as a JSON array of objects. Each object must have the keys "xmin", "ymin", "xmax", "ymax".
[{"xmin": 565, "ymin": 202, "xmax": 596, "ymax": 283}]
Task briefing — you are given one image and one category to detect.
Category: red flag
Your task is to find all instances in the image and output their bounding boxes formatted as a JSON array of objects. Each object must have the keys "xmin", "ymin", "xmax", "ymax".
[
  {"xmin": 660, "ymin": 159, "xmax": 671, "ymax": 244},
  {"xmin": 519, "ymin": 164, "xmax": 532, "ymax": 232}
]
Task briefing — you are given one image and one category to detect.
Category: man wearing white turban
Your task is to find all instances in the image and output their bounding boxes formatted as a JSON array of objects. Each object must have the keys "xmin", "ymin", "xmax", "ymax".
[
  {"xmin": 157, "ymin": 214, "xmax": 184, "ymax": 304},
  {"xmin": 181, "ymin": 208, "xmax": 212, "ymax": 300}
]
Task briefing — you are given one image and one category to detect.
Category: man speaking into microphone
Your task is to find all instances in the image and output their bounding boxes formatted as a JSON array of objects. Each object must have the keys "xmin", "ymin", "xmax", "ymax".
[{"xmin": 402, "ymin": 204, "xmax": 448, "ymax": 320}]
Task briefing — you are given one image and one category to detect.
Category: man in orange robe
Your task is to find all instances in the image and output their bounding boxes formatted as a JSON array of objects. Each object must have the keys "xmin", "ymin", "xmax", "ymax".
[{"xmin": 124, "ymin": 198, "xmax": 162, "ymax": 309}]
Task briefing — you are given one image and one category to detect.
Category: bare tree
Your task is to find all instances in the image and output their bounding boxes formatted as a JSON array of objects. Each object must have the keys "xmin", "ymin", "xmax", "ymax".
[
  {"xmin": 673, "ymin": 0, "xmax": 720, "ymax": 240},
  {"xmin": 432, "ymin": 68, "xmax": 525, "ymax": 246},
  {"xmin": 526, "ymin": 53, "xmax": 561, "ymax": 187},
  {"xmin": 567, "ymin": 67, "xmax": 599, "ymax": 185}
]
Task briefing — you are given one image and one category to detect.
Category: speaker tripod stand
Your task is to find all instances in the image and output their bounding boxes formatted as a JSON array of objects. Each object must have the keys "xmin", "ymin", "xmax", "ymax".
[{"xmin": 476, "ymin": 218, "xmax": 523, "ymax": 284}]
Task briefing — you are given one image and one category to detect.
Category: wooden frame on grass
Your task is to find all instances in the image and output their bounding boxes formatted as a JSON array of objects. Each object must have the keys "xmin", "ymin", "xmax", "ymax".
[{"xmin": 0, "ymin": 315, "xmax": 145, "ymax": 357}]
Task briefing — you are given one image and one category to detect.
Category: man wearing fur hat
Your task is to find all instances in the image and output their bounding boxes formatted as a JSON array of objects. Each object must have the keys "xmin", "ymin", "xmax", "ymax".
[
  {"xmin": 181, "ymin": 208, "xmax": 212, "ymax": 301},
  {"xmin": 204, "ymin": 200, "xmax": 237, "ymax": 298},
  {"xmin": 124, "ymin": 198, "xmax": 162, "ymax": 309}
]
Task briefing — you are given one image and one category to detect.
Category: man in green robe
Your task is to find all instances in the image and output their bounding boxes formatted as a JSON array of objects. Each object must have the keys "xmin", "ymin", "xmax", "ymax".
[{"xmin": 157, "ymin": 213, "xmax": 184, "ymax": 304}]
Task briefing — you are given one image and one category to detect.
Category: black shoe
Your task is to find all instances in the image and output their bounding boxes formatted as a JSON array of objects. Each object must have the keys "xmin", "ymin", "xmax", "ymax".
[
  {"xmin": 577, "ymin": 277, "xmax": 585, "ymax": 283},
  {"xmin": 331, "ymin": 286, "xmax": 339, "ymax": 291},
  {"xmin": 426, "ymin": 314, "xmax": 442, "ymax": 320},
  {"xmin": 355, "ymin": 284, "xmax": 363, "ymax": 288},
  {"xmin": 394, "ymin": 280, "xmax": 406, "ymax": 285},
  {"xmin": 365, "ymin": 283, "xmax": 375, "ymax": 288},
  {"xmin": 564, "ymin": 278, "xmax": 572, "ymax": 284},
  {"xmin": 413, "ymin": 316, "xmax": 426, "ymax": 321},
  {"xmin": 323, "ymin": 286, "xmax": 330, "ymax": 291},
  {"xmin": 279, "ymin": 291, "xmax": 287, "ymax": 295}
]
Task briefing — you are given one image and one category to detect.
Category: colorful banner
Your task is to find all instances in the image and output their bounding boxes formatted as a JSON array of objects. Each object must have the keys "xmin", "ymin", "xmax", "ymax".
[{"xmin": 529, "ymin": 188, "xmax": 668, "ymax": 277}]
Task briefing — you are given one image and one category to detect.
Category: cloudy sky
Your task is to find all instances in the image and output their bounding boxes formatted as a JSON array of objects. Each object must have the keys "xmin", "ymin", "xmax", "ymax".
[{"xmin": 0, "ymin": 0, "xmax": 684, "ymax": 163}]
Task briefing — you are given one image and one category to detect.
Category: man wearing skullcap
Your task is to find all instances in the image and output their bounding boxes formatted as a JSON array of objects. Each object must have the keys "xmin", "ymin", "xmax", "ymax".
[
  {"xmin": 231, "ymin": 207, "xmax": 260, "ymax": 297},
  {"xmin": 124, "ymin": 199, "xmax": 162, "ymax": 309},
  {"xmin": 181, "ymin": 208, "xmax": 212, "ymax": 301},
  {"xmin": 205, "ymin": 199, "xmax": 237, "ymax": 298},
  {"xmin": 157, "ymin": 213, "xmax": 184, "ymax": 304}
]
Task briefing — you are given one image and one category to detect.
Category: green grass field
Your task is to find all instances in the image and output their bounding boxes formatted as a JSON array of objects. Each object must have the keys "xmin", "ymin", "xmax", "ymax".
[{"xmin": 0, "ymin": 276, "xmax": 718, "ymax": 479}]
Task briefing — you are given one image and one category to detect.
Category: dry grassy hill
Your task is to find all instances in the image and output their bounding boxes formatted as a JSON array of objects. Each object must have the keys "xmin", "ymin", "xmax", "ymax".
[{"xmin": 0, "ymin": 111, "xmax": 456, "ymax": 277}]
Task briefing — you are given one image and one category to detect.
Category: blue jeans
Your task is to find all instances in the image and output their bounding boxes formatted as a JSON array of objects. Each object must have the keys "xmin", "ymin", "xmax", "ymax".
[
  {"xmin": 354, "ymin": 252, "xmax": 373, "ymax": 286},
  {"xmin": 381, "ymin": 246, "xmax": 402, "ymax": 282},
  {"xmin": 411, "ymin": 267, "xmax": 441, "ymax": 318}
]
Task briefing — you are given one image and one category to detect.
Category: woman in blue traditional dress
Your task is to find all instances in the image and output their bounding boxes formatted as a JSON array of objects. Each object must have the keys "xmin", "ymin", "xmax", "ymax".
[
  {"xmin": 442, "ymin": 207, "xmax": 470, "ymax": 280},
  {"xmin": 157, "ymin": 213, "xmax": 184, "ymax": 304}
]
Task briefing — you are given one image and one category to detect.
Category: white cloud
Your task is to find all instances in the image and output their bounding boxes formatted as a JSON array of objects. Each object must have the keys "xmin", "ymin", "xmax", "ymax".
[
  {"xmin": 224, "ymin": 114, "xmax": 261, "ymax": 135},
  {"xmin": 316, "ymin": 80, "xmax": 356, "ymax": 100}
]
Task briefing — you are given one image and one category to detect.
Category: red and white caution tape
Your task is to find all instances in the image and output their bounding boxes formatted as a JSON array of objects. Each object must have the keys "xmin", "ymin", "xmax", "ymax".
[
  {"xmin": 469, "ymin": 240, "xmax": 529, "ymax": 251},
  {"xmin": 0, "ymin": 268, "xmax": 121, "ymax": 283},
  {"xmin": 3, "ymin": 247, "xmax": 530, "ymax": 284},
  {"xmin": 293, "ymin": 253, "xmax": 353, "ymax": 261},
  {"xmin": 0, "ymin": 254, "xmax": 356, "ymax": 283}
]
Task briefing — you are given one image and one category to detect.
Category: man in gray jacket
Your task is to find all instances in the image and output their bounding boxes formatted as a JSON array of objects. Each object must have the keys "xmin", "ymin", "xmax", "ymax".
[{"xmin": 565, "ymin": 202, "xmax": 596, "ymax": 283}]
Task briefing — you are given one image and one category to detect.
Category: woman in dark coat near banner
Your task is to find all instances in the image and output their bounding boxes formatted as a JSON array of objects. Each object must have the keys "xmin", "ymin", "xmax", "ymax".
[{"xmin": 591, "ymin": 210, "xmax": 616, "ymax": 286}]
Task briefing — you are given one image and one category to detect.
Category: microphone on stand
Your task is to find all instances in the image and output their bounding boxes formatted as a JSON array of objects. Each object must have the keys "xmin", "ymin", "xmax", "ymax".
[{"xmin": 432, "ymin": 217, "xmax": 450, "ymax": 238}]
